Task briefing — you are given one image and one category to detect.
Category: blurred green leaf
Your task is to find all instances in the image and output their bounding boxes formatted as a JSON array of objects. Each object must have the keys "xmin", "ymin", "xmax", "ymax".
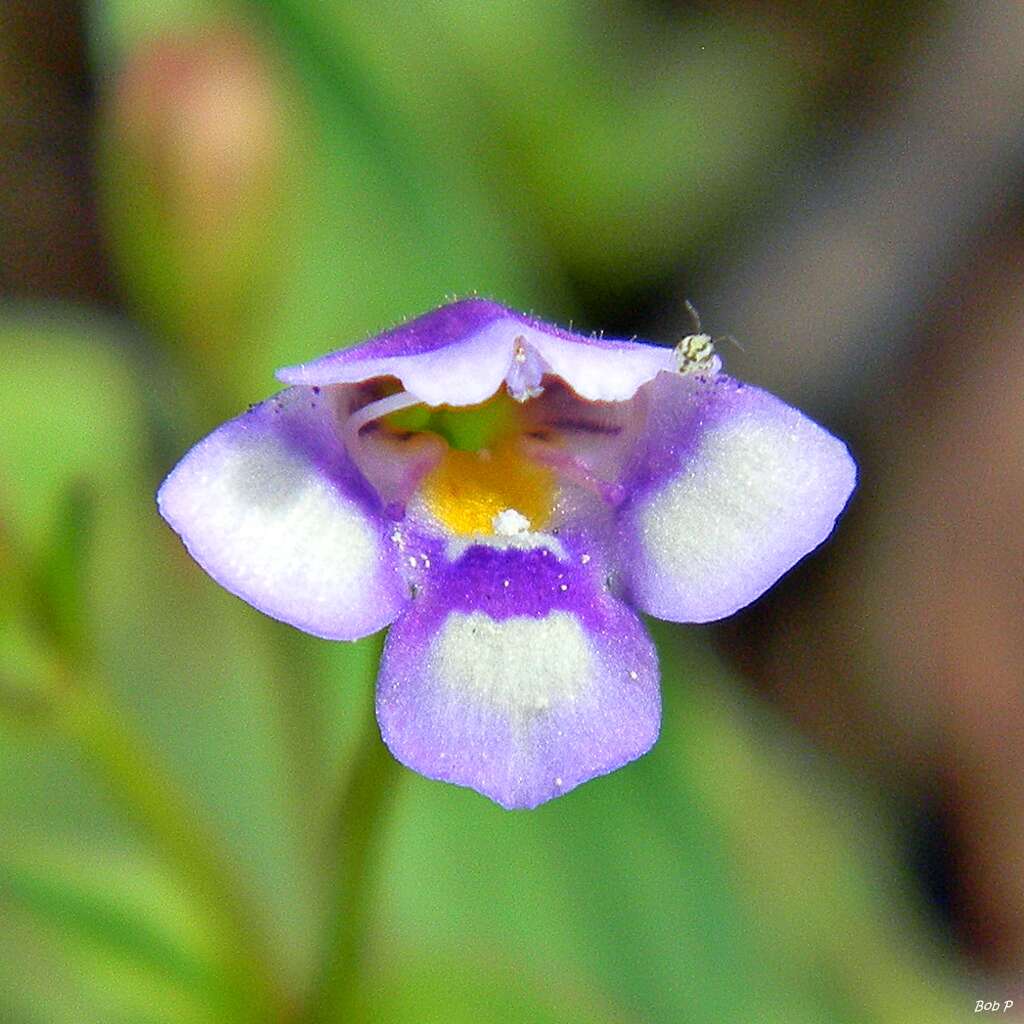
[
  {"xmin": 0, "ymin": 842, "xmax": 228, "ymax": 1024},
  {"xmin": 0, "ymin": 310, "xmax": 324, "ymax": 998},
  {"xmin": 668, "ymin": 632, "xmax": 964, "ymax": 1024},
  {"xmin": 367, "ymin": 958, "xmax": 624, "ymax": 1024},
  {"xmin": 0, "ymin": 312, "xmax": 155, "ymax": 847},
  {"xmin": 28, "ymin": 483, "xmax": 95, "ymax": 665},
  {"xmin": 274, "ymin": 3, "xmax": 808, "ymax": 289},
  {"xmin": 0, "ymin": 908, "xmax": 90, "ymax": 1024},
  {"xmin": 0, "ymin": 525, "xmax": 55, "ymax": 720},
  {"xmin": 0, "ymin": 314, "xmax": 139, "ymax": 555}
]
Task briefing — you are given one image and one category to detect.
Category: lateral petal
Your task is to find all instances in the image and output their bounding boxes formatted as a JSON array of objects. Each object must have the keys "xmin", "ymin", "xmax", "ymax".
[
  {"xmin": 158, "ymin": 386, "xmax": 408, "ymax": 640},
  {"xmin": 618, "ymin": 373, "xmax": 856, "ymax": 622}
]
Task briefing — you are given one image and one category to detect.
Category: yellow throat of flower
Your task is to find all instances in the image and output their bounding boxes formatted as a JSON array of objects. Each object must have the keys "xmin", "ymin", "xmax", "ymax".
[
  {"xmin": 420, "ymin": 440, "xmax": 555, "ymax": 535},
  {"xmin": 390, "ymin": 391, "xmax": 554, "ymax": 535}
]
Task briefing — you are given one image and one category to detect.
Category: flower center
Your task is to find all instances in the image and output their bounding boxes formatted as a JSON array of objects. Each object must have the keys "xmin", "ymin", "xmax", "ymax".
[
  {"xmin": 375, "ymin": 389, "xmax": 554, "ymax": 536},
  {"xmin": 385, "ymin": 390, "xmax": 519, "ymax": 452},
  {"xmin": 345, "ymin": 383, "xmax": 624, "ymax": 535},
  {"xmin": 419, "ymin": 438, "xmax": 555, "ymax": 535}
]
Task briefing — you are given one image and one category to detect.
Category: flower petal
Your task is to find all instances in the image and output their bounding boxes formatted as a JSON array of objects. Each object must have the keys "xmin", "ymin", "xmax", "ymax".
[
  {"xmin": 523, "ymin": 327, "xmax": 674, "ymax": 404},
  {"xmin": 376, "ymin": 544, "xmax": 660, "ymax": 809},
  {"xmin": 618, "ymin": 373, "xmax": 856, "ymax": 622},
  {"xmin": 157, "ymin": 386, "xmax": 408, "ymax": 640},
  {"xmin": 276, "ymin": 298, "xmax": 675, "ymax": 406}
]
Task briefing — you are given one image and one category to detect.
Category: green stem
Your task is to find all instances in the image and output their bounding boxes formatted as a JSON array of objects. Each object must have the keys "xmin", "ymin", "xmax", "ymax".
[
  {"xmin": 303, "ymin": 711, "xmax": 402, "ymax": 1024},
  {"xmin": 54, "ymin": 674, "xmax": 296, "ymax": 1023}
]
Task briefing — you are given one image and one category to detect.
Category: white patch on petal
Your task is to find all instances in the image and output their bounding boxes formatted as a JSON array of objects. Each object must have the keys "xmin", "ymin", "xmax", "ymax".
[
  {"xmin": 163, "ymin": 433, "xmax": 382, "ymax": 632},
  {"xmin": 429, "ymin": 611, "xmax": 592, "ymax": 713},
  {"xmin": 639, "ymin": 414, "xmax": 847, "ymax": 617}
]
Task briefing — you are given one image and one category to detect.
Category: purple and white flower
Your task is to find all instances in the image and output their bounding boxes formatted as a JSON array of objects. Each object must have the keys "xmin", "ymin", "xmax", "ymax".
[{"xmin": 158, "ymin": 299, "xmax": 856, "ymax": 809}]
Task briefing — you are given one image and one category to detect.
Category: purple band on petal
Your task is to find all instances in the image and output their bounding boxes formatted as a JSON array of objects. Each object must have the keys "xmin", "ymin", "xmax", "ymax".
[
  {"xmin": 158, "ymin": 386, "xmax": 409, "ymax": 640},
  {"xmin": 416, "ymin": 544, "xmax": 605, "ymax": 622},
  {"xmin": 376, "ymin": 541, "xmax": 660, "ymax": 809},
  {"xmin": 617, "ymin": 373, "xmax": 857, "ymax": 623}
]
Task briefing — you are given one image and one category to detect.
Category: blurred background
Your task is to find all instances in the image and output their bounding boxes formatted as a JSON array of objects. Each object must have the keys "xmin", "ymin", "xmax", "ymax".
[{"xmin": 1, "ymin": 1, "xmax": 1021, "ymax": 1021}]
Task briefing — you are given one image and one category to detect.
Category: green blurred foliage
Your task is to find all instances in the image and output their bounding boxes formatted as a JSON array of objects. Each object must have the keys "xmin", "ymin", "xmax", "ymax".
[{"xmin": 0, "ymin": 1, "xmax": 965, "ymax": 1021}]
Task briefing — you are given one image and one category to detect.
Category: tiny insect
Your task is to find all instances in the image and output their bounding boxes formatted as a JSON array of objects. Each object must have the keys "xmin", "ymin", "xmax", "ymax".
[{"xmin": 674, "ymin": 300, "xmax": 725, "ymax": 376}]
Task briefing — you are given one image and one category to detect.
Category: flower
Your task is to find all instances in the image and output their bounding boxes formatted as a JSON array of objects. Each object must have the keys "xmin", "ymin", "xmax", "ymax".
[{"xmin": 158, "ymin": 299, "xmax": 856, "ymax": 809}]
